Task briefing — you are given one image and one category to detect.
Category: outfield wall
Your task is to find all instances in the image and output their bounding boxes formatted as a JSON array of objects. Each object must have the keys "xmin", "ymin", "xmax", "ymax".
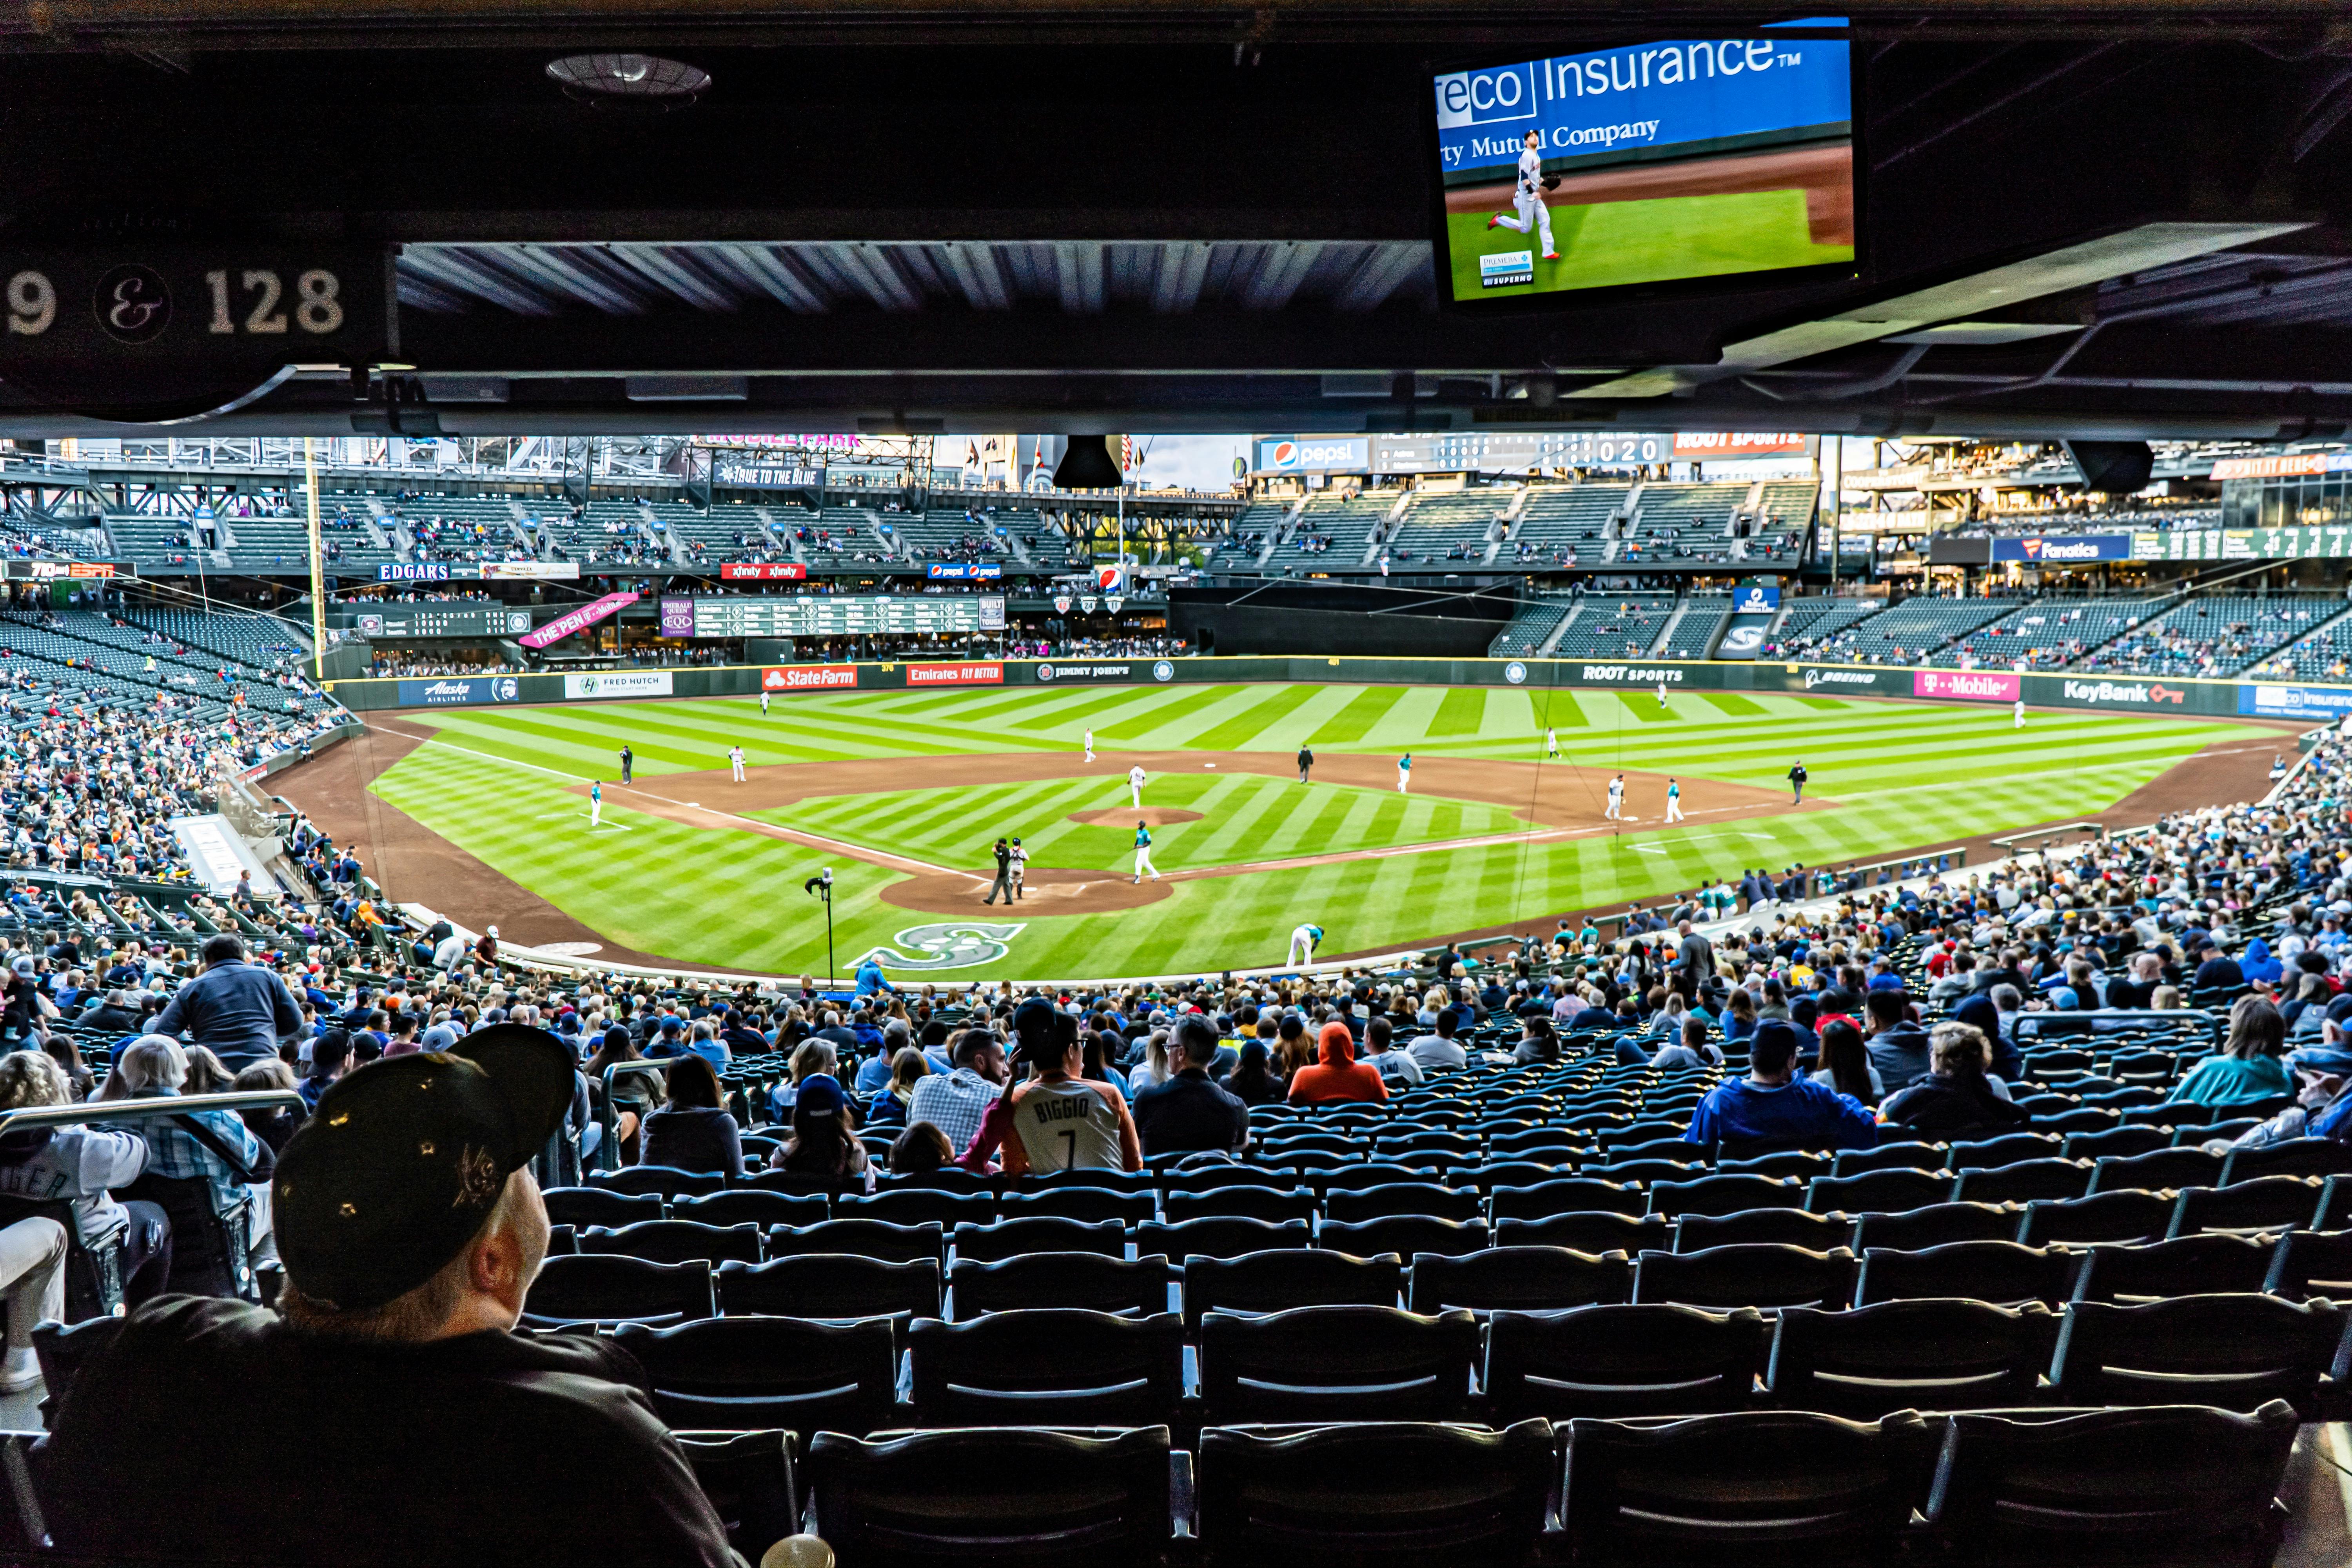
[{"xmin": 324, "ymin": 655, "xmax": 2352, "ymax": 724}]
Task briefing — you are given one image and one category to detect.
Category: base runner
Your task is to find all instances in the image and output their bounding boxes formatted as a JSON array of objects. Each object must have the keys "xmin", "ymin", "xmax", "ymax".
[{"xmin": 1605, "ymin": 773, "xmax": 1625, "ymax": 820}]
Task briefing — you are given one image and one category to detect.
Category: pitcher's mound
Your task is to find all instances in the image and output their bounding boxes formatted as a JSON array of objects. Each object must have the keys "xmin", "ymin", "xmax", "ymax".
[
  {"xmin": 880, "ymin": 866, "xmax": 1173, "ymax": 916},
  {"xmin": 1067, "ymin": 807, "xmax": 1204, "ymax": 827}
]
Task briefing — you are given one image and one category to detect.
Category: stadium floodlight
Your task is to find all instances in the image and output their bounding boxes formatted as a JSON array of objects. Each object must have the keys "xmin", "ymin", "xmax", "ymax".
[
  {"xmin": 545, "ymin": 54, "xmax": 711, "ymax": 109},
  {"xmin": 803, "ymin": 869, "xmax": 836, "ymax": 982}
]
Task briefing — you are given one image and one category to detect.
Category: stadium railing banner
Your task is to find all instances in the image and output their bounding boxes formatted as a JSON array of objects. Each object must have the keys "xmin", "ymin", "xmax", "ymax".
[
  {"xmin": 518, "ymin": 591, "xmax": 638, "ymax": 650},
  {"xmin": 326, "ymin": 653, "xmax": 2344, "ymax": 721}
]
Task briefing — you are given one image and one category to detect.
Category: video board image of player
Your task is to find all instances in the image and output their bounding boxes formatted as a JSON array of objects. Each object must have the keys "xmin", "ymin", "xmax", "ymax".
[{"xmin": 1432, "ymin": 29, "xmax": 1853, "ymax": 302}]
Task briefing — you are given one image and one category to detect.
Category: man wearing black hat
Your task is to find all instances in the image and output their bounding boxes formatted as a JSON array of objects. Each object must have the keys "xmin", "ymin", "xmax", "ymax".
[{"xmin": 39, "ymin": 1025, "xmax": 733, "ymax": 1567}]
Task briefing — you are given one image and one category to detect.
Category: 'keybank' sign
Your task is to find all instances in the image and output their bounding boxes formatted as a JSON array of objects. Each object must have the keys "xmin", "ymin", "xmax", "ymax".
[{"xmin": 2061, "ymin": 679, "xmax": 2186, "ymax": 706}]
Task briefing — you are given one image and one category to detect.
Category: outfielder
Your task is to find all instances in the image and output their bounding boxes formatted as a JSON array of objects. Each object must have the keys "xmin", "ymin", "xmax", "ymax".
[
  {"xmin": 1657, "ymin": 681, "xmax": 1670, "ymax": 709},
  {"xmin": 1131, "ymin": 821, "xmax": 1160, "ymax": 883},
  {"xmin": 1085, "ymin": 728, "xmax": 1096, "ymax": 762},
  {"xmin": 589, "ymin": 779, "xmax": 602, "ymax": 828},
  {"xmin": 1397, "ymin": 752, "xmax": 1412, "ymax": 795},
  {"xmin": 1128, "ymin": 763, "xmax": 1147, "ymax": 808},
  {"xmin": 1665, "ymin": 777, "xmax": 1684, "ymax": 823},
  {"xmin": 1288, "ymin": 922, "xmax": 1325, "ymax": 966},
  {"xmin": 1605, "ymin": 773, "xmax": 1625, "ymax": 820},
  {"xmin": 728, "ymin": 744, "xmax": 746, "ymax": 782},
  {"xmin": 1485, "ymin": 128, "xmax": 1561, "ymax": 261},
  {"xmin": 2014, "ymin": 698, "xmax": 2025, "ymax": 730},
  {"xmin": 1546, "ymin": 726, "xmax": 1559, "ymax": 759},
  {"xmin": 760, "ymin": 689, "xmax": 771, "ymax": 716}
]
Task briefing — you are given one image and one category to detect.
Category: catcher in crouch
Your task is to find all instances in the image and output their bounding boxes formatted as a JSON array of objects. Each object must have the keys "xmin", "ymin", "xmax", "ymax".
[{"xmin": 1487, "ymin": 128, "xmax": 1561, "ymax": 261}]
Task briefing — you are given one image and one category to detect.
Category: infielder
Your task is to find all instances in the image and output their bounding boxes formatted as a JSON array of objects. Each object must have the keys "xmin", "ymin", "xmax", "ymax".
[
  {"xmin": 1665, "ymin": 777, "xmax": 1684, "ymax": 823},
  {"xmin": 1397, "ymin": 752, "xmax": 1412, "ymax": 795},
  {"xmin": 589, "ymin": 779, "xmax": 602, "ymax": 828},
  {"xmin": 1085, "ymin": 728, "xmax": 1096, "ymax": 762},
  {"xmin": 728, "ymin": 744, "xmax": 746, "ymax": 782},
  {"xmin": 1131, "ymin": 821, "xmax": 1160, "ymax": 883},
  {"xmin": 1288, "ymin": 922, "xmax": 1325, "ymax": 965},
  {"xmin": 1546, "ymin": 726, "xmax": 1559, "ymax": 759},
  {"xmin": 1128, "ymin": 763, "xmax": 1147, "ymax": 808},
  {"xmin": 1008, "ymin": 836, "xmax": 1029, "ymax": 900},
  {"xmin": 1486, "ymin": 128, "xmax": 1561, "ymax": 261},
  {"xmin": 1605, "ymin": 773, "xmax": 1625, "ymax": 820}
]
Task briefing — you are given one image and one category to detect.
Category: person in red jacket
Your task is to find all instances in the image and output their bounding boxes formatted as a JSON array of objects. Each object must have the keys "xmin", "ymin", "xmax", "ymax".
[{"xmin": 1286, "ymin": 1020, "xmax": 1389, "ymax": 1105}]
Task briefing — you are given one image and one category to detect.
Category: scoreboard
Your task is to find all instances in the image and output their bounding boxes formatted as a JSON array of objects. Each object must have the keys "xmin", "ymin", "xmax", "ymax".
[
  {"xmin": 355, "ymin": 607, "xmax": 535, "ymax": 640},
  {"xmin": 664, "ymin": 594, "xmax": 1005, "ymax": 638}
]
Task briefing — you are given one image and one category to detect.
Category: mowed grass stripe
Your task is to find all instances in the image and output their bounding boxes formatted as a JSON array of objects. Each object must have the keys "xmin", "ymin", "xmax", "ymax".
[
  {"xmin": 1310, "ymin": 686, "xmax": 1409, "ymax": 744},
  {"xmin": 1188, "ymin": 683, "xmax": 1326, "ymax": 751}
]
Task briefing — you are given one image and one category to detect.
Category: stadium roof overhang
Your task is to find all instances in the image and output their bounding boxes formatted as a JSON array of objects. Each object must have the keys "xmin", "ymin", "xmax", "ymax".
[{"xmin": 2, "ymin": 2, "xmax": 2350, "ymax": 441}]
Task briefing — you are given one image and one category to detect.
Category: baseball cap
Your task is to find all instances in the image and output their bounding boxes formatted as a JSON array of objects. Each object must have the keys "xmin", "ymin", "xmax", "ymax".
[
  {"xmin": 273, "ymin": 1024, "xmax": 576, "ymax": 1312},
  {"xmin": 795, "ymin": 1073, "xmax": 848, "ymax": 1116}
]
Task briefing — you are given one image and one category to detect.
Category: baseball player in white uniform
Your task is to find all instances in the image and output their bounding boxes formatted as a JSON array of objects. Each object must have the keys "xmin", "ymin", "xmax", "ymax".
[
  {"xmin": 1085, "ymin": 728, "xmax": 1095, "ymax": 762},
  {"xmin": 1397, "ymin": 753, "xmax": 1412, "ymax": 795},
  {"xmin": 1665, "ymin": 777, "xmax": 1684, "ymax": 822},
  {"xmin": 1657, "ymin": 680, "xmax": 1670, "ymax": 709},
  {"xmin": 1546, "ymin": 726, "xmax": 1559, "ymax": 759},
  {"xmin": 760, "ymin": 689, "xmax": 771, "ymax": 716},
  {"xmin": 1605, "ymin": 773, "xmax": 1625, "ymax": 820},
  {"xmin": 589, "ymin": 780, "xmax": 602, "ymax": 828},
  {"xmin": 1131, "ymin": 821, "xmax": 1160, "ymax": 883},
  {"xmin": 2014, "ymin": 698, "xmax": 2025, "ymax": 729},
  {"xmin": 1128, "ymin": 763, "xmax": 1146, "ymax": 808},
  {"xmin": 1008, "ymin": 836, "xmax": 1029, "ymax": 900},
  {"xmin": 729, "ymin": 744, "xmax": 746, "ymax": 782},
  {"xmin": 1485, "ymin": 129, "xmax": 1560, "ymax": 261},
  {"xmin": 1288, "ymin": 922, "xmax": 1324, "ymax": 966}
]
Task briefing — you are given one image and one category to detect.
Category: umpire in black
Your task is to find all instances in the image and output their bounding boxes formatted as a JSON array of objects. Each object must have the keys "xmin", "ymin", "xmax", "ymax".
[{"xmin": 984, "ymin": 837, "xmax": 1014, "ymax": 905}]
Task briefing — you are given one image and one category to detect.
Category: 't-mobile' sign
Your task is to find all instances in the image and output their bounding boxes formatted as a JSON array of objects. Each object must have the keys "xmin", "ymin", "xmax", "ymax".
[
  {"xmin": 1913, "ymin": 669, "xmax": 2020, "ymax": 702},
  {"xmin": 518, "ymin": 591, "xmax": 638, "ymax": 650},
  {"xmin": 763, "ymin": 665, "xmax": 859, "ymax": 692},
  {"xmin": 906, "ymin": 661, "xmax": 1005, "ymax": 686}
]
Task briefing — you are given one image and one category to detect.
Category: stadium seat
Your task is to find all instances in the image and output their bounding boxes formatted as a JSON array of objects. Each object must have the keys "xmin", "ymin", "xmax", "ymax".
[
  {"xmin": 1648, "ymin": 1174, "xmax": 1804, "ymax": 1218},
  {"xmin": 1316, "ymin": 1215, "xmax": 1486, "ymax": 1259},
  {"xmin": 1194, "ymin": 1419, "xmax": 1555, "ymax": 1568},
  {"xmin": 2015, "ymin": 1191, "xmax": 2173, "ymax": 1247},
  {"xmin": 587, "ymin": 1166, "xmax": 725, "ymax": 1199},
  {"xmin": 950, "ymin": 1216, "xmax": 1126, "ymax": 1262},
  {"xmin": 1947, "ymin": 1132, "xmax": 2063, "ymax": 1169},
  {"xmin": 615, "ymin": 1316, "xmax": 899, "ymax": 1436},
  {"xmin": 1324, "ymin": 1181, "xmax": 1483, "ymax": 1223},
  {"xmin": 673, "ymin": 1191, "xmax": 829, "ymax": 1229},
  {"xmin": 1805, "ymin": 1169, "xmax": 1955, "ymax": 1215},
  {"xmin": 950, "ymin": 1252, "xmax": 1171, "ymax": 1318},
  {"xmin": 1847, "ymin": 1201, "xmax": 2020, "ymax": 1253},
  {"xmin": 2061, "ymin": 1126, "xmax": 2169, "ymax": 1161},
  {"xmin": 2071, "ymin": 1233, "xmax": 2274, "ymax": 1303},
  {"xmin": 1181, "ymin": 1249, "xmax": 1402, "ymax": 1330},
  {"xmin": 1559, "ymin": 1410, "xmax": 1935, "ymax": 1568},
  {"xmin": 2049, "ymin": 1294, "xmax": 2349, "ymax": 1412},
  {"xmin": 1590, "ymin": 1159, "xmax": 1704, "ymax": 1186},
  {"xmin": 1137, "ymin": 1216, "xmax": 1310, "ymax": 1259},
  {"xmin": 764, "ymin": 1219, "xmax": 944, "ymax": 1265},
  {"xmin": 1949, "ymin": 1158, "xmax": 2094, "ymax": 1204},
  {"xmin": 1455, "ymin": 1160, "xmax": 1575, "ymax": 1194},
  {"xmin": 835, "ymin": 1189, "xmax": 998, "ymax": 1228},
  {"xmin": 1493, "ymin": 1212, "xmax": 1670, "ymax": 1253},
  {"xmin": 2221, "ymin": 1137, "xmax": 2352, "ymax": 1185},
  {"xmin": 2318, "ymin": 1175, "xmax": 2352, "ymax": 1232},
  {"xmin": 2167, "ymin": 1176, "xmax": 2325, "ymax": 1239},
  {"xmin": 1765, "ymin": 1298, "xmax": 2058, "ymax": 1418},
  {"xmin": 28, "ymin": 1316, "xmax": 119, "ymax": 1412},
  {"xmin": 2085, "ymin": 1147, "xmax": 2225, "ymax": 1195},
  {"xmin": 1829, "ymin": 1141, "xmax": 1948, "ymax": 1176},
  {"xmin": 1853, "ymin": 1240, "xmax": 2075, "ymax": 1308},
  {"xmin": 1405, "ymin": 1246, "xmax": 1632, "ymax": 1314},
  {"xmin": 2264, "ymin": 1228, "xmax": 2352, "ymax": 1301},
  {"xmin": 1483, "ymin": 1303, "xmax": 1764, "ymax": 1421},
  {"xmin": 996, "ymin": 1186, "xmax": 1158, "ymax": 1227},
  {"xmin": 1196, "ymin": 1305, "xmax": 1479, "ymax": 1424},
  {"xmin": 577, "ymin": 1220, "xmax": 762, "ymax": 1267},
  {"xmin": 1489, "ymin": 1178, "xmax": 1644, "ymax": 1220},
  {"xmin": 713, "ymin": 1255, "xmax": 942, "ymax": 1319},
  {"xmin": 908, "ymin": 1308, "xmax": 1185, "ymax": 1427},
  {"xmin": 519, "ymin": 1254, "xmax": 715, "ymax": 1329},
  {"xmin": 1714, "ymin": 1151, "xmax": 1831, "ymax": 1180},
  {"xmin": 1671, "ymin": 1208, "xmax": 1851, "ymax": 1253},
  {"xmin": 1164, "ymin": 1185, "xmax": 1317, "ymax": 1226},
  {"xmin": 1922, "ymin": 1401, "xmax": 2299, "ymax": 1567},
  {"xmin": 538, "ymin": 1186, "xmax": 665, "ymax": 1230},
  {"xmin": 806, "ymin": 1425, "xmax": 1174, "ymax": 1568},
  {"xmin": 1632, "ymin": 1244, "xmax": 1857, "ymax": 1312},
  {"xmin": 673, "ymin": 1429, "xmax": 801, "ymax": 1568}
]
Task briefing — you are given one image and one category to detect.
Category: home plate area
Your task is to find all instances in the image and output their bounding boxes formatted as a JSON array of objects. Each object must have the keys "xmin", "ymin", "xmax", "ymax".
[{"xmin": 880, "ymin": 866, "xmax": 1172, "ymax": 915}]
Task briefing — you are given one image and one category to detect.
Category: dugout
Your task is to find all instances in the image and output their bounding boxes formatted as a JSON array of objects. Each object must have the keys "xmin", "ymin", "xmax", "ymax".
[{"xmin": 1169, "ymin": 583, "xmax": 1514, "ymax": 657}]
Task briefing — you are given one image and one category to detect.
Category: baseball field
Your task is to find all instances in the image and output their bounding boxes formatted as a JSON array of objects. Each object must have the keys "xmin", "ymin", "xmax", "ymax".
[{"xmin": 286, "ymin": 680, "xmax": 2276, "ymax": 983}]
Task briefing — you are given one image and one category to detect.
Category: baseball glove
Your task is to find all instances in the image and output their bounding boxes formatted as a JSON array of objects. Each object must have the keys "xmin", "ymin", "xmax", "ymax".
[{"xmin": 1541, "ymin": 174, "xmax": 1561, "ymax": 191}]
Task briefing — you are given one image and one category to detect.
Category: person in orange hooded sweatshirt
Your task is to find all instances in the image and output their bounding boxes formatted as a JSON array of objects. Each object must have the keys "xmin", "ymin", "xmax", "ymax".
[{"xmin": 1285, "ymin": 1019, "xmax": 1389, "ymax": 1105}]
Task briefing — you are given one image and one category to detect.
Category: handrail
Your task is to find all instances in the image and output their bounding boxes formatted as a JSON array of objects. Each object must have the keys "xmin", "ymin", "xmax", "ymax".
[{"xmin": 0, "ymin": 1089, "xmax": 305, "ymax": 1139}]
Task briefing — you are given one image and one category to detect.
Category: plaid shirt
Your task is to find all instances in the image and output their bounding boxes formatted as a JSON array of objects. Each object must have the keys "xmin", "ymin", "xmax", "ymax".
[
  {"xmin": 115, "ymin": 1089, "xmax": 265, "ymax": 1215},
  {"xmin": 906, "ymin": 1068, "xmax": 1002, "ymax": 1158}
]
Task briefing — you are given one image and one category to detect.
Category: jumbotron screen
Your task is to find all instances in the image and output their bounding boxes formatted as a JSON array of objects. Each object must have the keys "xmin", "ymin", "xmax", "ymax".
[{"xmin": 1431, "ymin": 29, "xmax": 1855, "ymax": 304}]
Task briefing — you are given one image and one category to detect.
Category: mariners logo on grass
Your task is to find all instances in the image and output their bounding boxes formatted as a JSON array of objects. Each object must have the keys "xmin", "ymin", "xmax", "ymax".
[{"xmin": 858, "ymin": 922, "xmax": 1025, "ymax": 970}]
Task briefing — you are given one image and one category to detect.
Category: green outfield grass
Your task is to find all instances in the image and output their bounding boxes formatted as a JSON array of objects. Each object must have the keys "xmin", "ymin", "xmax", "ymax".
[
  {"xmin": 367, "ymin": 682, "xmax": 2249, "ymax": 980},
  {"xmin": 1447, "ymin": 189, "xmax": 1851, "ymax": 299}
]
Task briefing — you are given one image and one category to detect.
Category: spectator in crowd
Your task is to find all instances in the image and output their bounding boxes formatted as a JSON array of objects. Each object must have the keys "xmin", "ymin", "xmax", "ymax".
[
  {"xmin": 102, "ymin": 1035, "xmax": 272, "ymax": 1218},
  {"xmin": 1683, "ymin": 1020, "xmax": 1877, "ymax": 1150},
  {"xmin": 1878, "ymin": 1022, "xmax": 2029, "ymax": 1138},
  {"xmin": 0, "ymin": 1216, "xmax": 64, "ymax": 1392},
  {"xmin": 1650, "ymin": 1016, "xmax": 1724, "ymax": 1071},
  {"xmin": 232, "ymin": 1058, "xmax": 304, "ymax": 1156},
  {"xmin": 1406, "ymin": 1009, "xmax": 1467, "ymax": 1074},
  {"xmin": 37, "ymin": 1025, "xmax": 736, "ymax": 1566},
  {"xmin": 1219, "ymin": 1039, "xmax": 1287, "ymax": 1106},
  {"xmin": 2175, "ymin": 995, "xmax": 2292, "ymax": 1106},
  {"xmin": 1510, "ymin": 1013, "xmax": 1562, "ymax": 1066},
  {"xmin": 908, "ymin": 1028, "xmax": 1006, "ymax": 1157},
  {"xmin": 1358, "ymin": 1015, "xmax": 1424, "ymax": 1086},
  {"xmin": 889, "ymin": 1122, "xmax": 953, "ymax": 1174},
  {"xmin": 964, "ymin": 1002, "xmax": 1142, "ymax": 1174},
  {"xmin": 864, "ymin": 1046, "xmax": 929, "ymax": 1131},
  {"xmin": 1862, "ymin": 988, "xmax": 1931, "ymax": 1090},
  {"xmin": 148, "ymin": 933, "xmax": 303, "ymax": 1070},
  {"xmin": 1134, "ymin": 1015, "xmax": 1250, "ymax": 1157},
  {"xmin": 298, "ymin": 1027, "xmax": 354, "ymax": 1112},
  {"xmin": 637, "ymin": 1055, "xmax": 743, "ymax": 1178},
  {"xmin": 772, "ymin": 1073, "xmax": 867, "ymax": 1179},
  {"xmin": 1287, "ymin": 1020, "xmax": 1389, "ymax": 1105},
  {"xmin": 0, "ymin": 1051, "xmax": 173, "ymax": 1304},
  {"xmin": 1810, "ymin": 1017, "xmax": 1884, "ymax": 1104}
]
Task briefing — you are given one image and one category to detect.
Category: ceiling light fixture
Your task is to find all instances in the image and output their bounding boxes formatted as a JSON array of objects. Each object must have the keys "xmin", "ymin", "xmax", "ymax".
[{"xmin": 545, "ymin": 54, "xmax": 710, "ymax": 109}]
